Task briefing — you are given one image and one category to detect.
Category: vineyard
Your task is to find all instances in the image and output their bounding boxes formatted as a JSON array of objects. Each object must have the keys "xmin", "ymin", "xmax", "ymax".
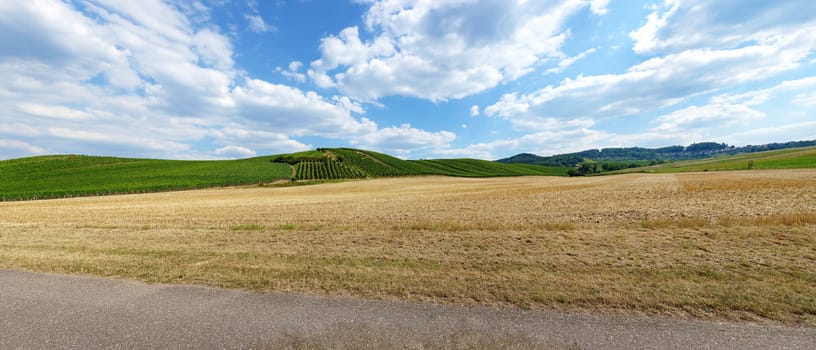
[
  {"xmin": 294, "ymin": 159, "xmax": 366, "ymax": 180},
  {"xmin": 279, "ymin": 148, "xmax": 568, "ymax": 180}
]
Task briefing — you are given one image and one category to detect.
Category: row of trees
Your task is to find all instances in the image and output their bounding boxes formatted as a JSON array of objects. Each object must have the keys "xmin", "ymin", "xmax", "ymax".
[{"xmin": 566, "ymin": 161, "xmax": 654, "ymax": 176}]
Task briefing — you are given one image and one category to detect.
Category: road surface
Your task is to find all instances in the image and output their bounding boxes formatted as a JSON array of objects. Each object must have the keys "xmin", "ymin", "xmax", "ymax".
[{"xmin": 1, "ymin": 269, "xmax": 814, "ymax": 349}]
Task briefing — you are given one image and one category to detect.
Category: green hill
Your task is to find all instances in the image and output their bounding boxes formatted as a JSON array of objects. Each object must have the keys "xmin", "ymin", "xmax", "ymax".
[
  {"xmin": 4, "ymin": 145, "xmax": 813, "ymax": 202},
  {"xmin": 614, "ymin": 146, "xmax": 816, "ymax": 174},
  {"xmin": 275, "ymin": 148, "xmax": 567, "ymax": 180},
  {"xmin": 0, "ymin": 155, "xmax": 292, "ymax": 201},
  {"xmin": 0, "ymin": 148, "xmax": 567, "ymax": 201}
]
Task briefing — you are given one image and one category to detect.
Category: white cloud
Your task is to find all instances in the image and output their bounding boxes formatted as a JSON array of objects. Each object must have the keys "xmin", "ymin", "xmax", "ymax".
[
  {"xmin": 0, "ymin": 0, "xmax": 454, "ymax": 160},
  {"xmin": 209, "ymin": 126, "xmax": 312, "ymax": 156},
  {"xmin": 245, "ymin": 14, "xmax": 276, "ymax": 33},
  {"xmin": 712, "ymin": 76, "xmax": 816, "ymax": 106},
  {"xmin": 544, "ymin": 47, "xmax": 596, "ymax": 75},
  {"xmin": 793, "ymin": 92, "xmax": 816, "ymax": 106},
  {"xmin": 278, "ymin": 61, "xmax": 306, "ymax": 82},
  {"xmin": 230, "ymin": 78, "xmax": 378, "ymax": 137},
  {"xmin": 588, "ymin": 0, "xmax": 610, "ymax": 15},
  {"xmin": 17, "ymin": 103, "xmax": 93, "ymax": 121},
  {"xmin": 309, "ymin": 0, "xmax": 603, "ymax": 101},
  {"xmin": 433, "ymin": 127, "xmax": 613, "ymax": 160},
  {"xmin": 0, "ymin": 139, "xmax": 45, "ymax": 155},
  {"xmin": 630, "ymin": 0, "xmax": 816, "ymax": 55},
  {"xmin": 350, "ymin": 123, "xmax": 456, "ymax": 156},
  {"xmin": 469, "ymin": 105, "xmax": 479, "ymax": 117},
  {"xmin": 654, "ymin": 103, "xmax": 766, "ymax": 133},
  {"xmin": 486, "ymin": 28, "xmax": 816, "ymax": 123},
  {"xmin": 214, "ymin": 145, "xmax": 257, "ymax": 158},
  {"xmin": 725, "ymin": 121, "xmax": 816, "ymax": 144}
]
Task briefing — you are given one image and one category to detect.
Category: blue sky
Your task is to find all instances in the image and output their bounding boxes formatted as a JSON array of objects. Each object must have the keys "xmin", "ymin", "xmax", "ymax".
[{"xmin": 1, "ymin": 0, "xmax": 814, "ymax": 160}]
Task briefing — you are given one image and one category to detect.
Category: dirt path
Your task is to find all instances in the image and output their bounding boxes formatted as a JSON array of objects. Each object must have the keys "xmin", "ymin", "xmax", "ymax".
[{"xmin": 2, "ymin": 269, "xmax": 813, "ymax": 350}]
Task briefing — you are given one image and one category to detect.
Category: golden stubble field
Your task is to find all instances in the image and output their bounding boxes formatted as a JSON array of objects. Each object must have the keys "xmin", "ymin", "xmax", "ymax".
[{"xmin": 1, "ymin": 170, "xmax": 815, "ymax": 324}]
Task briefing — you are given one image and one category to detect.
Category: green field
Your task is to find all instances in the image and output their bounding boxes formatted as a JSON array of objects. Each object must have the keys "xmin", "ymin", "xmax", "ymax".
[
  {"xmin": 618, "ymin": 146, "xmax": 816, "ymax": 174},
  {"xmin": 0, "ymin": 155, "xmax": 292, "ymax": 201},
  {"xmin": 0, "ymin": 148, "xmax": 567, "ymax": 201},
  {"xmin": 4, "ymin": 146, "xmax": 813, "ymax": 201}
]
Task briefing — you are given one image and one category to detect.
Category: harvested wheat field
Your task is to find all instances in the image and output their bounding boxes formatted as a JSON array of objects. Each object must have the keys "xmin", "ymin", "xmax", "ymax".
[{"xmin": 1, "ymin": 170, "xmax": 815, "ymax": 325}]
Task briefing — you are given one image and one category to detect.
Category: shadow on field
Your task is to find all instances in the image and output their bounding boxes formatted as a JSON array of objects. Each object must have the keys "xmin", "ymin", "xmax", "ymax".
[{"xmin": 249, "ymin": 321, "xmax": 581, "ymax": 350}]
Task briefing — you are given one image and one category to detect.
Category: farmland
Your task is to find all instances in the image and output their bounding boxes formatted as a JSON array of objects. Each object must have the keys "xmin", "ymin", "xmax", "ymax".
[
  {"xmin": 1, "ymin": 170, "xmax": 814, "ymax": 325},
  {"xmin": 0, "ymin": 155, "xmax": 291, "ymax": 201},
  {"xmin": 281, "ymin": 148, "xmax": 567, "ymax": 180},
  {"xmin": 0, "ymin": 148, "xmax": 566, "ymax": 201}
]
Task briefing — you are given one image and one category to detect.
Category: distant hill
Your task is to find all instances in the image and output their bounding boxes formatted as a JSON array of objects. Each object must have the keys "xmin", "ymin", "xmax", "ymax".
[
  {"xmin": 616, "ymin": 145, "xmax": 816, "ymax": 174},
  {"xmin": 497, "ymin": 140, "xmax": 816, "ymax": 167}
]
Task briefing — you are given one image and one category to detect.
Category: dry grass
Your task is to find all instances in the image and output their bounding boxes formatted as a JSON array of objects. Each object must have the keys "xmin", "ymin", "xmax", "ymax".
[
  {"xmin": 640, "ymin": 213, "xmax": 816, "ymax": 229},
  {"xmin": 1, "ymin": 170, "xmax": 815, "ymax": 325}
]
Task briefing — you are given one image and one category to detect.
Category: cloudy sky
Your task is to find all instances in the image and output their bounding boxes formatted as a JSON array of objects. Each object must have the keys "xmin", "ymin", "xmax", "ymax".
[{"xmin": 1, "ymin": 0, "xmax": 815, "ymax": 160}]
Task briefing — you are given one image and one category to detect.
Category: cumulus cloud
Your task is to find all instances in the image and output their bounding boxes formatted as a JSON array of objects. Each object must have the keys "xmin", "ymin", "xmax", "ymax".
[
  {"xmin": 654, "ymin": 103, "xmax": 766, "ymax": 133},
  {"xmin": 486, "ymin": 27, "xmax": 816, "ymax": 123},
  {"xmin": 0, "ymin": 0, "xmax": 454, "ymax": 160},
  {"xmin": 277, "ymin": 61, "xmax": 306, "ymax": 83},
  {"xmin": 0, "ymin": 139, "xmax": 45, "ymax": 156},
  {"xmin": 308, "ymin": 0, "xmax": 603, "ymax": 101},
  {"xmin": 711, "ymin": 76, "xmax": 816, "ymax": 106},
  {"xmin": 469, "ymin": 105, "xmax": 479, "ymax": 117},
  {"xmin": 214, "ymin": 145, "xmax": 257, "ymax": 158},
  {"xmin": 630, "ymin": 0, "xmax": 816, "ymax": 55},
  {"xmin": 460, "ymin": 76, "xmax": 816, "ymax": 160},
  {"xmin": 350, "ymin": 124, "xmax": 456, "ymax": 156},
  {"xmin": 432, "ymin": 127, "xmax": 615, "ymax": 160},
  {"xmin": 231, "ymin": 78, "xmax": 378, "ymax": 137},
  {"xmin": 245, "ymin": 14, "xmax": 276, "ymax": 33},
  {"xmin": 544, "ymin": 47, "xmax": 596, "ymax": 75},
  {"xmin": 17, "ymin": 103, "xmax": 94, "ymax": 121}
]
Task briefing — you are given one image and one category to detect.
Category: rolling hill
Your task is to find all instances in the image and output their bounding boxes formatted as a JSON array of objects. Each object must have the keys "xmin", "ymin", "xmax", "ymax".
[
  {"xmin": 4, "ymin": 144, "xmax": 813, "ymax": 202},
  {"xmin": 0, "ymin": 155, "xmax": 291, "ymax": 201},
  {"xmin": 0, "ymin": 148, "xmax": 566, "ymax": 201},
  {"xmin": 274, "ymin": 148, "xmax": 567, "ymax": 180},
  {"xmin": 498, "ymin": 140, "xmax": 816, "ymax": 167}
]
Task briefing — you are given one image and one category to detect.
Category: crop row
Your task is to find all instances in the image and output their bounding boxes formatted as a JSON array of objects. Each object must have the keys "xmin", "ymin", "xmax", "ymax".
[
  {"xmin": 330, "ymin": 149, "xmax": 415, "ymax": 177},
  {"xmin": 294, "ymin": 159, "xmax": 366, "ymax": 180}
]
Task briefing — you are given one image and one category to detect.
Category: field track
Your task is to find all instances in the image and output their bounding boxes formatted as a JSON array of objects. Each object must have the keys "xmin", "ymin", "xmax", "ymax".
[{"xmin": 1, "ymin": 170, "xmax": 815, "ymax": 324}]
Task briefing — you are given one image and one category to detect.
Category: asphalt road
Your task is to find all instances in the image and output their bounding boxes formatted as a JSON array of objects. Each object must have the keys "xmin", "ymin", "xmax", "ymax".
[{"xmin": 1, "ymin": 269, "xmax": 814, "ymax": 349}]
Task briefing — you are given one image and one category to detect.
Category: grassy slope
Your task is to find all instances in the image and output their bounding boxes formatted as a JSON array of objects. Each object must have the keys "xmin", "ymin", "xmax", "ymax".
[
  {"xmin": 616, "ymin": 146, "xmax": 816, "ymax": 174},
  {"xmin": 414, "ymin": 159, "xmax": 566, "ymax": 177},
  {"xmin": 4, "ymin": 146, "xmax": 813, "ymax": 201},
  {"xmin": 327, "ymin": 148, "xmax": 568, "ymax": 177},
  {"xmin": 0, "ymin": 148, "xmax": 566, "ymax": 201},
  {"xmin": 0, "ymin": 155, "xmax": 291, "ymax": 201}
]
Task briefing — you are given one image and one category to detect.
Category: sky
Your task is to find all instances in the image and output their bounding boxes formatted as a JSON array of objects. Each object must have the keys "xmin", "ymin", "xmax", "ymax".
[{"xmin": 1, "ymin": 0, "xmax": 815, "ymax": 161}]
